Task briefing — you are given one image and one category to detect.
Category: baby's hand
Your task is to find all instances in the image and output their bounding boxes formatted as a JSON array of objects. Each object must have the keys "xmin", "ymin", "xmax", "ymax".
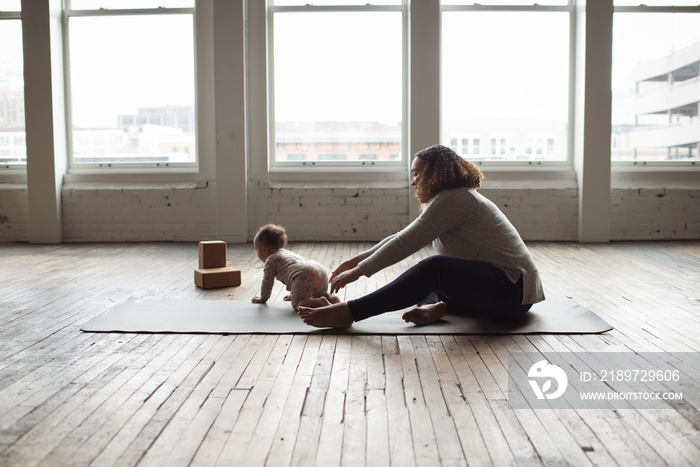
[
  {"xmin": 283, "ymin": 294, "xmax": 291, "ymax": 301},
  {"xmin": 252, "ymin": 296, "xmax": 266, "ymax": 304}
]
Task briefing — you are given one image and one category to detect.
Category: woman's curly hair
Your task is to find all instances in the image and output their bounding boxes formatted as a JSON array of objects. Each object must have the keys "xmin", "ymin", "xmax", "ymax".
[
  {"xmin": 413, "ymin": 144, "xmax": 484, "ymax": 203},
  {"xmin": 255, "ymin": 224, "xmax": 288, "ymax": 250}
]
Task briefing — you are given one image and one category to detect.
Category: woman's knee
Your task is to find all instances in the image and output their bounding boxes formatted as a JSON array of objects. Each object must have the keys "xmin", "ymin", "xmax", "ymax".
[{"xmin": 415, "ymin": 255, "xmax": 450, "ymax": 274}]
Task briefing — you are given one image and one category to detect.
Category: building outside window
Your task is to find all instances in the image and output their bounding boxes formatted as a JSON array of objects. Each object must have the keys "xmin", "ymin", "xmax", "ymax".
[
  {"xmin": 441, "ymin": 0, "xmax": 571, "ymax": 162},
  {"xmin": 461, "ymin": 138, "xmax": 469, "ymax": 155},
  {"xmin": 65, "ymin": 0, "xmax": 197, "ymax": 168},
  {"xmin": 0, "ymin": 3, "xmax": 25, "ymax": 168},
  {"xmin": 268, "ymin": 0, "xmax": 405, "ymax": 168},
  {"xmin": 611, "ymin": 1, "xmax": 700, "ymax": 163}
]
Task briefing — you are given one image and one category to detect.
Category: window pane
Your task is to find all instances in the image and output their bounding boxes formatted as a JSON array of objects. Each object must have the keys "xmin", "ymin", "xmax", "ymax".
[
  {"xmin": 614, "ymin": 1, "xmax": 700, "ymax": 6},
  {"xmin": 443, "ymin": 0, "xmax": 566, "ymax": 5},
  {"xmin": 441, "ymin": 12, "xmax": 569, "ymax": 162},
  {"xmin": 0, "ymin": 1, "xmax": 21, "ymax": 10},
  {"xmin": 611, "ymin": 14, "xmax": 700, "ymax": 162},
  {"xmin": 68, "ymin": 15, "xmax": 196, "ymax": 165},
  {"xmin": 0, "ymin": 19, "xmax": 25, "ymax": 166},
  {"xmin": 273, "ymin": 0, "xmax": 400, "ymax": 5},
  {"xmin": 69, "ymin": 0, "xmax": 193, "ymax": 10},
  {"xmin": 273, "ymin": 12, "xmax": 402, "ymax": 163},
  {"xmin": 274, "ymin": 0, "xmax": 400, "ymax": 4}
]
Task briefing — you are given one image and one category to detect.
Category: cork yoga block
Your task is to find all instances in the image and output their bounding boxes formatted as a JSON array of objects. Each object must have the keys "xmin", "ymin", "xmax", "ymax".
[
  {"xmin": 194, "ymin": 267, "xmax": 242, "ymax": 289},
  {"xmin": 198, "ymin": 241, "xmax": 227, "ymax": 269}
]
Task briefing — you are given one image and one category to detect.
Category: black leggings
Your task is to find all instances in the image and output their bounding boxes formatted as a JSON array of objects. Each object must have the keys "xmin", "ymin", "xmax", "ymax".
[{"xmin": 347, "ymin": 255, "xmax": 531, "ymax": 322}]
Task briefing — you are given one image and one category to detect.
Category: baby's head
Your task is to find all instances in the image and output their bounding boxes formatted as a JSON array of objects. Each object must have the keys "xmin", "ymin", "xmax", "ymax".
[{"xmin": 254, "ymin": 224, "xmax": 288, "ymax": 262}]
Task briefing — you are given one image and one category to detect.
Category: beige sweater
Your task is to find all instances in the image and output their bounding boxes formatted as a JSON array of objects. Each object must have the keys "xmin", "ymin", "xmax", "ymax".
[{"xmin": 358, "ymin": 187, "xmax": 545, "ymax": 305}]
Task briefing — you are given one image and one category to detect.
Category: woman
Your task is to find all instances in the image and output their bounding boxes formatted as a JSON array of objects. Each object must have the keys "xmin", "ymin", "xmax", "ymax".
[{"xmin": 299, "ymin": 144, "xmax": 545, "ymax": 328}]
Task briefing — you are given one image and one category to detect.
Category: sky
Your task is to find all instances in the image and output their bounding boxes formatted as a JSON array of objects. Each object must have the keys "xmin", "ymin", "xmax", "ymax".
[
  {"xmin": 0, "ymin": 19, "xmax": 22, "ymax": 73},
  {"xmin": 441, "ymin": 11, "xmax": 570, "ymax": 123},
  {"xmin": 612, "ymin": 13, "xmax": 700, "ymax": 93},
  {"xmin": 273, "ymin": 12, "xmax": 403, "ymax": 124},
  {"xmin": 68, "ymin": 14, "xmax": 195, "ymax": 128}
]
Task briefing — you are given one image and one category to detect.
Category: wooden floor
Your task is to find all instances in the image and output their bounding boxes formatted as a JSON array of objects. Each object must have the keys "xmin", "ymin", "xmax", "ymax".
[{"xmin": 0, "ymin": 240, "xmax": 699, "ymax": 466}]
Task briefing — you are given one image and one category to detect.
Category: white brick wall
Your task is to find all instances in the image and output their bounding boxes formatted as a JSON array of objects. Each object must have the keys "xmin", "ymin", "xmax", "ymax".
[
  {"xmin": 247, "ymin": 182, "xmax": 410, "ymax": 241},
  {"xmin": 481, "ymin": 187, "xmax": 579, "ymax": 241},
  {"xmin": 247, "ymin": 183, "xmax": 579, "ymax": 242},
  {"xmin": 610, "ymin": 187, "xmax": 700, "ymax": 240},
  {"xmin": 0, "ymin": 184, "xmax": 29, "ymax": 242},
  {"xmin": 61, "ymin": 182, "xmax": 218, "ymax": 242},
  {"xmin": 1, "ymin": 181, "xmax": 699, "ymax": 243}
]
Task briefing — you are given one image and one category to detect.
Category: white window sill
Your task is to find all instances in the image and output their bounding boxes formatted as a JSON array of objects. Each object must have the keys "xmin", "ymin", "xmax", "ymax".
[
  {"xmin": 62, "ymin": 180, "xmax": 208, "ymax": 190},
  {"xmin": 612, "ymin": 169, "xmax": 700, "ymax": 189},
  {"xmin": 63, "ymin": 170, "xmax": 204, "ymax": 184}
]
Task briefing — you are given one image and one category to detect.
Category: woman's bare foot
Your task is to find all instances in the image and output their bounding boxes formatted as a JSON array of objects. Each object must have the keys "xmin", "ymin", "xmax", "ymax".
[
  {"xmin": 402, "ymin": 302, "xmax": 448, "ymax": 326},
  {"xmin": 298, "ymin": 302, "xmax": 354, "ymax": 328}
]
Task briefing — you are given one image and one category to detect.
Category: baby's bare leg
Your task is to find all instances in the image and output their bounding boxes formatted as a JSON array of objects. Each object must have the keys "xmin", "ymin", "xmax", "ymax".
[{"xmin": 321, "ymin": 292, "xmax": 341, "ymax": 305}]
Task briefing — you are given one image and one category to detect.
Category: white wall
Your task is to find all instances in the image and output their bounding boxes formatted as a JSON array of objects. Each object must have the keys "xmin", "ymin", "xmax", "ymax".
[
  {"xmin": 0, "ymin": 184, "xmax": 29, "ymax": 242},
  {"xmin": 60, "ymin": 182, "xmax": 217, "ymax": 242},
  {"xmin": 247, "ymin": 182, "xmax": 411, "ymax": 241},
  {"xmin": 3, "ymin": 178, "xmax": 700, "ymax": 242},
  {"xmin": 610, "ymin": 187, "xmax": 700, "ymax": 240}
]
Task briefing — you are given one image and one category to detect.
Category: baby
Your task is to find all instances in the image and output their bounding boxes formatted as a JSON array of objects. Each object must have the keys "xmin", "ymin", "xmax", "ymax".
[{"xmin": 252, "ymin": 224, "xmax": 339, "ymax": 311}]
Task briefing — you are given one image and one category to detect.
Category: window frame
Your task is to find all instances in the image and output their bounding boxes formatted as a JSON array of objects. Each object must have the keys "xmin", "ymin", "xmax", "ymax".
[
  {"xmin": 62, "ymin": 2, "xmax": 199, "ymax": 174},
  {"xmin": 263, "ymin": 1, "xmax": 409, "ymax": 175},
  {"xmin": 611, "ymin": 2, "xmax": 700, "ymax": 170},
  {"xmin": 0, "ymin": 8, "xmax": 25, "ymax": 173}
]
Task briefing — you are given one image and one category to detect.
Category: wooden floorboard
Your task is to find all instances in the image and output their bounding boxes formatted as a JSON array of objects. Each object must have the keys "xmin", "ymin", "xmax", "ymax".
[{"xmin": 0, "ymin": 240, "xmax": 699, "ymax": 466}]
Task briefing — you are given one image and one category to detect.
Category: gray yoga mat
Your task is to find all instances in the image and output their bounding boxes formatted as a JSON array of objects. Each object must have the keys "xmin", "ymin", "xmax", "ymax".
[{"xmin": 81, "ymin": 298, "xmax": 613, "ymax": 335}]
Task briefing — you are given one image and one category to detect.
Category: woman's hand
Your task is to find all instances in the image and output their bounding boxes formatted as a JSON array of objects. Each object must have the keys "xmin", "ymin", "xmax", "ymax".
[
  {"xmin": 329, "ymin": 256, "xmax": 362, "ymax": 283},
  {"xmin": 330, "ymin": 266, "xmax": 364, "ymax": 294}
]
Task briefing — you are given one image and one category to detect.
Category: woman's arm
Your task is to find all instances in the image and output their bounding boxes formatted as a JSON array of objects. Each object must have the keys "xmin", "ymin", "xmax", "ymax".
[
  {"xmin": 329, "ymin": 266, "xmax": 364, "ymax": 294},
  {"xmin": 326, "ymin": 234, "xmax": 397, "ymax": 292},
  {"xmin": 328, "ymin": 190, "xmax": 469, "ymax": 292},
  {"xmin": 356, "ymin": 234, "xmax": 396, "ymax": 260},
  {"xmin": 358, "ymin": 190, "xmax": 468, "ymax": 278},
  {"xmin": 329, "ymin": 255, "xmax": 361, "ymax": 282}
]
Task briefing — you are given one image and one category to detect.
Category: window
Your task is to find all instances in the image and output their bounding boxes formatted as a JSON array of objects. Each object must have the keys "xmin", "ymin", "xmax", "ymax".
[
  {"xmin": 65, "ymin": 1, "xmax": 196, "ymax": 169},
  {"xmin": 441, "ymin": 2, "xmax": 571, "ymax": 162},
  {"xmin": 268, "ymin": 1, "xmax": 405, "ymax": 169},
  {"xmin": 0, "ymin": 4, "xmax": 25, "ymax": 168},
  {"xmin": 611, "ymin": 2, "xmax": 700, "ymax": 163}
]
